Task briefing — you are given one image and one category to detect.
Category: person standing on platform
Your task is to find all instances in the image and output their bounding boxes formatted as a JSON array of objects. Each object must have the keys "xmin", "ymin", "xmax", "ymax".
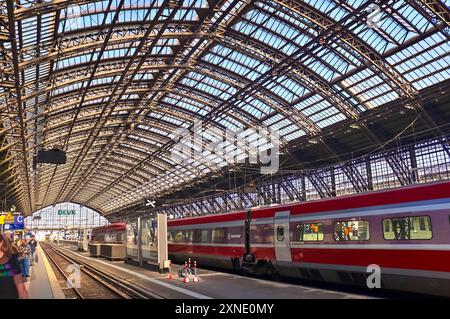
[
  {"xmin": 17, "ymin": 239, "xmax": 32, "ymax": 278},
  {"xmin": 28, "ymin": 236, "xmax": 38, "ymax": 266},
  {"xmin": 0, "ymin": 233, "xmax": 29, "ymax": 299}
]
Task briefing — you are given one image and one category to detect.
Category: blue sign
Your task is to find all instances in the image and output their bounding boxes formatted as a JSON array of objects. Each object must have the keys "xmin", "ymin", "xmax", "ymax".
[
  {"xmin": 2, "ymin": 215, "xmax": 25, "ymax": 231},
  {"xmin": 4, "ymin": 223, "xmax": 24, "ymax": 230},
  {"xmin": 14, "ymin": 215, "xmax": 24, "ymax": 225}
]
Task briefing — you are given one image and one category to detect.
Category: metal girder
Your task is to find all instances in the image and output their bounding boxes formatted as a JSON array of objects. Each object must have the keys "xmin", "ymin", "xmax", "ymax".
[
  {"xmin": 361, "ymin": 123, "xmax": 418, "ymax": 186},
  {"xmin": 341, "ymin": 161, "xmax": 370, "ymax": 193},
  {"xmin": 146, "ymin": 133, "xmax": 450, "ymax": 220},
  {"xmin": 197, "ymin": 62, "xmax": 320, "ymax": 134},
  {"xmin": 384, "ymin": 149, "xmax": 416, "ymax": 186},
  {"xmin": 261, "ymin": 183, "xmax": 279, "ymax": 204},
  {"xmin": 2, "ymin": 0, "xmax": 34, "ymax": 214},
  {"xmin": 279, "ymin": 179, "xmax": 294, "ymax": 201},
  {"xmin": 13, "ymin": 1, "xmax": 208, "ymax": 20},
  {"xmin": 240, "ymin": 191, "xmax": 257, "ymax": 207},
  {"xmin": 210, "ymin": 197, "xmax": 224, "ymax": 212},
  {"xmin": 83, "ymin": 0, "xmax": 250, "ymax": 210},
  {"xmin": 1, "ymin": 0, "xmax": 449, "ymax": 216},
  {"xmin": 407, "ymin": 0, "xmax": 450, "ymax": 35},
  {"xmin": 17, "ymin": 25, "xmax": 205, "ymax": 72},
  {"xmin": 53, "ymin": 0, "xmax": 182, "ymax": 204},
  {"xmin": 289, "ymin": 178, "xmax": 304, "ymax": 201},
  {"xmin": 270, "ymin": 0, "xmax": 418, "ymax": 100},
  {"xmin": 307, "ymin": 169, "xmax": 335, "ymax": 199},
  {"xmin": 35, "ymin": 0, "xmax": 128, "ymax": 209},
  {"xmin": 280, "ymin": 177, "xmax": 305, "ymax": 202},
  {"xmin": 89, "ymin": 0, "xmax": 376, "ymax": 213},
  {"xmin": 226, "ymin": 193, "xmax": 240, "ymax": 210},
  {"xmin": 22, "ymin": 62, "xmax": 193, "ymax": 102},
  {"xmin": 190, "ymin": 201, "xmax": 202, "ymax": 215},
  {"xmin": 222, "ymin": 31, "xmax": 362, "ymax": 119},
  {"xmin": 255, "ymin": 185, "xmax": 270, "ymax": 205}
]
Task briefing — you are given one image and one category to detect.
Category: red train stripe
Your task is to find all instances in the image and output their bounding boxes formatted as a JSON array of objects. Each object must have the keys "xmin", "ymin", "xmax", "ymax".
[
  {"xmin": 169, "ymin": 244, "xmax": 245, "ymax": 257},
  {"xmin": 169, "ymin": 244, "xmax": 450, "ymax": 273},
  {"xmin": 291, "ymin": 248, "xmax": 450, "ymax": 272}
]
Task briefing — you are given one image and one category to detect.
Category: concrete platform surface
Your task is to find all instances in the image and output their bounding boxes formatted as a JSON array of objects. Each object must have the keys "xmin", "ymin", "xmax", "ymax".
[
  {"xmin": 57, "ymin": 244, "xmax": 375, "ymax": 299},
  {"xmin": 25, "ymin": 244, "xmax": 65, "ymax": 299}
]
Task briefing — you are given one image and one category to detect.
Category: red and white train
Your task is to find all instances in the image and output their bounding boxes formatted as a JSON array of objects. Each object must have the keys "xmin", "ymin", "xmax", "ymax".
[
  {"xmin": 167, "ymin": 181, "xmax": 450, "ymax": 297},
  {"xmin": 90, "ymin": 223, "xmax": 126, "ymax": 244}
]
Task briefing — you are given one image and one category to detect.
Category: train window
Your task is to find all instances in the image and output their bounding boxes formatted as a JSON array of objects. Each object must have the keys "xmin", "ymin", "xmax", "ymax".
[
  {"xmin": 171, "ymin": 231, "xmax": 184, "ymax": 243},
  {"xmin": 297, "ymin": 223, "xmax": 324, "ymax": 241},
  {"xmin": 383, "ymin": 216, "xmax": 432, "ymax": 240},
  {"xmin": 277, "ymin": 227, "xmax": 284, "ymax": 241},
  {"xmin": 334, "ymin": 221, "xmax": 370, "ymax": 241},
  {"xmin": 194, "ymin": 229, "xmax": 209, "ymax": 243},
  {"xmin": 212, "ymin": 229, "xmax": 225, "ymax": 242},
  {"xmin": 184, "ymin": 230, "xmax": 193, "ymax": 243}
]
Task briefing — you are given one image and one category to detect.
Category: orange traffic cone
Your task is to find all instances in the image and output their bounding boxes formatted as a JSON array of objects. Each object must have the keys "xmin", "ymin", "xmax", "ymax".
[{"xmin": 181, "ymin": 261, "xmax": 190, "ymax": 283}]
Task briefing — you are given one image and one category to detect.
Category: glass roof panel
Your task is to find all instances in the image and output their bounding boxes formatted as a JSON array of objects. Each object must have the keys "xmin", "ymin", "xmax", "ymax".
[{"xmin": 6, "ymin": 0, "xmax": 450, "ymax": 214}]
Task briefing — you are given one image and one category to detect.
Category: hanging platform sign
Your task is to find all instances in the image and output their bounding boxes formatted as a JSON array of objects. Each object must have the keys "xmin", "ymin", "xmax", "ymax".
[
  {"xmin": 3, "ymin": 212, "xmax": 15, "ymax": 224},
  {"xmin": 0, "ymin": 213, "xmax": 24, "ymax": 228},
  {"xmin": 14, "ymin": 215, "xmax": 24, "ymax": 226},
  {"xmin": 4, "ymin": 223, "xmax": 24, "ymax": 231}
]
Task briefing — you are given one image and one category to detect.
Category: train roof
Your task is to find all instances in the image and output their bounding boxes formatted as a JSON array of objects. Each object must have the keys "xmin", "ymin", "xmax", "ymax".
[
  {"xmin": 91, "ymin": 223, "xmax": 126, "ymax": 233},
  {"xmin": 168, "ymin": 180, "xmax": 450, "ymax": 226}
]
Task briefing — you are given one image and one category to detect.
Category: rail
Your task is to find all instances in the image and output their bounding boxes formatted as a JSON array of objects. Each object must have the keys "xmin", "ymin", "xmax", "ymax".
[{"xmin": 40, "ymin": 242, "xmax": 165, "ymax": 299}]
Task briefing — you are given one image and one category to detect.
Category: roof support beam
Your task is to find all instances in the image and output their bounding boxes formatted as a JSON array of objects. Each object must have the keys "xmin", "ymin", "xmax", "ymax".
[
  {"xmin": 269, "ymin": 0, "xmax": 418, "ymax": 100},
  {"xmin": 58, "ymin": 0, "xmax": 189, "ymax": 204},
  {"xmin": 3, "ymin": 0, "xmax": 34, "ymax": 214},
  {"xmin": 90, "ymin": 0, "xmax": 379, "ymax": 213},
  {"xmin": 307, "ymin": 169, "xmax": 335, "ymax": 199}
]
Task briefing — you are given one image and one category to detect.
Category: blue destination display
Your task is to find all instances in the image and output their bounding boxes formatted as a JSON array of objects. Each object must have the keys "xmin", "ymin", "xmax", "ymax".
[{"xmin": 4, "ymin": 223, "xmax": 24, "ymax": 230}]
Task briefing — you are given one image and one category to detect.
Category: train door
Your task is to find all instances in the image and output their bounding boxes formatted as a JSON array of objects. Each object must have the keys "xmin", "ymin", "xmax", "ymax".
[{"xmin": 274, "ymin": 211, "xmax": 292, "ymax": 263}]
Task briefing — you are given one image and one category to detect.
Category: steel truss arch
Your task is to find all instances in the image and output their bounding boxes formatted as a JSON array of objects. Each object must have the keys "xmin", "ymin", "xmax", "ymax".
[{"xmin": 1, "ymin": 0, "xmax": 449, "ymax": 215}]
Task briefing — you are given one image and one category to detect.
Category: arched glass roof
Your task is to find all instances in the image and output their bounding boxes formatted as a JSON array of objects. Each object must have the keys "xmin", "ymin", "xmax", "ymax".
[
  {"xmin": 0, "ymin": 0, "xmax": 449, "ymax": 216},
  {"xmin": 25, "ymin": 202, "xmax": 109, "ymax": 230}
]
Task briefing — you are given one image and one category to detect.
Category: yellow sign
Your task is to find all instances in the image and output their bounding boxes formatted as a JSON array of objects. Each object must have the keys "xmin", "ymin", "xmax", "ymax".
[
  {"xmin": 0, "ymin": 215, "xmax": 5, "ymax": 225},
  {"xmin": 4, "ymin": 212, "xmax": 14, "ymax": 223}
]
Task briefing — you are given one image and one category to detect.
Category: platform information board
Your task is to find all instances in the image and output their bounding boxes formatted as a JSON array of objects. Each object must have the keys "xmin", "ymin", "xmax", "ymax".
[
  {"xmin": 3, "ymin": 223, "xmax": 24, "ymax": 230},
  {"xmin": 0, "ymin": 213, "xmax": 24, "ymax": 231}
]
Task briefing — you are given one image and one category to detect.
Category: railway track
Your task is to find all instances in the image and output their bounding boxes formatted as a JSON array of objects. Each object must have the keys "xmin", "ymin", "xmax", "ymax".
[{"xmin": 40, "ymin": 242, "xmax": 165, "ymax": 299}]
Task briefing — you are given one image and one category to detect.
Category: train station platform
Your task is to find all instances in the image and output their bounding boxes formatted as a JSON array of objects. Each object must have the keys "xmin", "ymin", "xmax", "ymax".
[
  {"xmin": 25, "ymin": 244, "xmax": 65, "ymax": 299},
  {"xmin": 47, "ymin": 243, "xmax": 374, "ymax": 299}
]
